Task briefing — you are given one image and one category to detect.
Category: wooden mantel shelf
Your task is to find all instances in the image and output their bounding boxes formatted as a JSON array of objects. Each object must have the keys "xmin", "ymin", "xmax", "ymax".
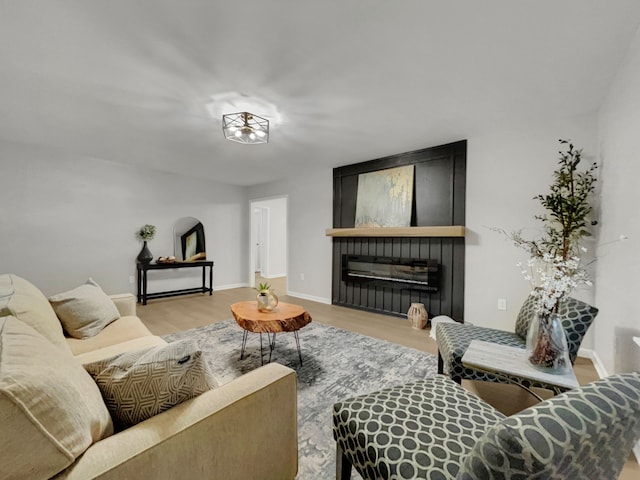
[{"xmin": 325, "ymin": 226, "xmax": 465, "ymax": 238}]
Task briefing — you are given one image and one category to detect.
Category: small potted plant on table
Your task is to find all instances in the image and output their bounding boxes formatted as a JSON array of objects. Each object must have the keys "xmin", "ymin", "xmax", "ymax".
[
  {"xmin": 256, "ymin": 282, "xmax": 279, "ymax": 312},
  {"xmin": 136, "ymin": 224, "xmax": 156, "ymax": 264}
]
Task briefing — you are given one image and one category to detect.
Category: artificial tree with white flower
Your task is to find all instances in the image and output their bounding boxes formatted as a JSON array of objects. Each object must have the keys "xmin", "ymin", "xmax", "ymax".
[{"xmin": 498, "ymin": 140, "xmax": 598, "ymax": 369}]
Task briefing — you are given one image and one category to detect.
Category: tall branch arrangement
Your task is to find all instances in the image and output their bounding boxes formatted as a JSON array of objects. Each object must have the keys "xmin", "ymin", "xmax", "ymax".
[
  {"xmin": 497, "ymin": 140, "xmax": 598, "ymax": 316},
  {"xmin": 532, "ymin": 140, "xmax": 598, "ymax": 261}
]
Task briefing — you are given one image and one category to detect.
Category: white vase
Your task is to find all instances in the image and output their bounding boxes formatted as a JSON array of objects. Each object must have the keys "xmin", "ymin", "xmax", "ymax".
[
  {"xmin": 256, "ymin": 291, "xmax": 279, "ymax": 312},
  {"xmin": 407, "ymin": 303, "xmax": 428, "ymax": 330}
]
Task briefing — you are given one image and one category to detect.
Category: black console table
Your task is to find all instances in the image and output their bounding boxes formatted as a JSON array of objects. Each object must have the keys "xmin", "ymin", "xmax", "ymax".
[{"xmin": 136, "ymin": 261, "xmax": 214, "ymax": 305}]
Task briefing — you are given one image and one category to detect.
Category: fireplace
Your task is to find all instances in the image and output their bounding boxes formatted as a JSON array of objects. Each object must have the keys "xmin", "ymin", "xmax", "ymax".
[
  {"xmin": 342, "ymin": 255, "xmax": 439, "ymax": 292},
  {"xmin": 330, "ymin": 140, "xmax": 466, "ymax": 319}
]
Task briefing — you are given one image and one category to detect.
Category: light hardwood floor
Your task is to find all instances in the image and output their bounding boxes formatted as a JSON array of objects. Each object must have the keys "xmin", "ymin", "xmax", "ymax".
[{"xmin": 136, "ymin": 277, "xmax": 639, "ymax": 479}]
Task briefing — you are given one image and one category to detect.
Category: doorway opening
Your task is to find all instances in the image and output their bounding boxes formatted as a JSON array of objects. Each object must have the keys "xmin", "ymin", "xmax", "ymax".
[{"xmin": 249, "ymin": 196, "xmax": 288, "ymax": 293}]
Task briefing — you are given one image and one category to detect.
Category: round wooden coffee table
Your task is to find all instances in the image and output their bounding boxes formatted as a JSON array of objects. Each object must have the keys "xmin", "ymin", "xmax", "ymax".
[{"xmin": 230, "ymin": 301, "xmax": 312, "ymax": 365}]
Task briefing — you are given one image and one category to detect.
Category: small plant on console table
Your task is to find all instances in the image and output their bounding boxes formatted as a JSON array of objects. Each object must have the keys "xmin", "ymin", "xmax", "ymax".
[
  {"xmin": 137, "ymin": 224, "xmax": 156, "ymax": 242},
  {"xmin": 136, "ymin": 224, "xmax": 156, "ymax": 264}
]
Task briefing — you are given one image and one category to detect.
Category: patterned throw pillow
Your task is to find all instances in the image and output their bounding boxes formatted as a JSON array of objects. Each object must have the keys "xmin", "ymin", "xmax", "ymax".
[
  {"xmin": 84, "ymin": 339, "xmax": 217, "ymax": 428},
  {"xmin": 49, "ymin": 278, "xmax": 120, "ymax": 339}
]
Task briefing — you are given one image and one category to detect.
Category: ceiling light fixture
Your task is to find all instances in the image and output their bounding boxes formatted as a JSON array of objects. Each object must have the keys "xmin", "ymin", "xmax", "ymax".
[{"xmin": 222, "ymin": 111, "xmax": 269, "ymax": 144}]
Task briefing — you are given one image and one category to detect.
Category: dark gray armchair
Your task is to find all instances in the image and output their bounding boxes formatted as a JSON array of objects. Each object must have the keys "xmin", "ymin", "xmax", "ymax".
[
  {"xmin": 436, "ymin": 295, "xmax": 598, "ymax": 392},
  {"xmin": 333, "ymin": 373, "xmax": 640, "ymax": 480}
]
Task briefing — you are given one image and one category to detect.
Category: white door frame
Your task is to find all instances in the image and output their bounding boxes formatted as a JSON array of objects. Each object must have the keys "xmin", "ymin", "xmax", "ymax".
[
  {"xmin": 248, "ymin": 195, "xmax": 288, "ymax": 290},
  {"xmin": 254, "ymin": 206, "xmax": 269, "ymax": 275}
]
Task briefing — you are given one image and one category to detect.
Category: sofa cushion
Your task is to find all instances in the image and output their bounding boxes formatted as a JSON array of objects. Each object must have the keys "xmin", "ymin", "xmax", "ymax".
[
  {"xmin": 75, "ymin": 335, "xmax": 168, "ymax": 365},
  {"xmin": 66, "ymin": 315, "xmax": 157, "ymax": 356},
  {"xmin": 85, "ymin": 339, "xmax": 217, "ymax": 428},
  {"xmin": 49, "ymin": 278, "xmax": 120, "ymax": 339},
  {"xmin": 0, "ymin": 273, "xmax": 70, "ymax": 352},
  {"xmin": 0, "ymin": 316, "xmax": 113, "ymax": 480}
]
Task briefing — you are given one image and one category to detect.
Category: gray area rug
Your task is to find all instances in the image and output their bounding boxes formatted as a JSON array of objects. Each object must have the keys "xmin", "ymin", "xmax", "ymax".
[{"xmin": 164, "ymin": 320, "xmax": 438, "ymax": 479}]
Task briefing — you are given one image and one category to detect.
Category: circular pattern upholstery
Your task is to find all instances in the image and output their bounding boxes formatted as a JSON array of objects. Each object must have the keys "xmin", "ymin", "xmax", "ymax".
[
  {"xmin": 513, "ymin": 294, "xmax": 538, "ymax": 340},
  {"xmin": 334, "ymin": 373, "xmax": 640, "ymax": 480},
  {"xmin": 436, "ymin": 322, "xmax": 524, "ymax": 383},
  {"xmin": 332, "ymin": 375, "xmax": 506, "ymax": 479},
  {"xmin": 514, "ymin": 295, "xmax": 599, "ymax": 363},
  {"xmin": 437, "ymin": 296, "xmax": 598, "ymax": 390},
  {"xmin": 555, "ymin": 297, "xmax": 598, "ymax": 363},
  {"xmin": 458, "ymin": 373, "xmax": 640, "ymax": 479}
]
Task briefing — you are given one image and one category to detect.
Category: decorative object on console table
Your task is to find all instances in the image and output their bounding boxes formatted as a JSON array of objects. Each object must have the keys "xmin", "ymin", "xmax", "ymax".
[
  {"xmin": 174, "ymin": 217, "xmax": 206, "ymax": 262},
  {"xmin": 136, "ymin": 224, "xmax": 156, "ymax": 264},
  {"xmin": 156, "ymin": 256, "xmax": 176, "ymax": 264},
  {"xmin": 180, "ymin": 222, "xmax": 206, "ymax": 261},
  {"xmin": 255, "ymin": 282, "xmax": 278, "ymax": 312},
  {"xmin": 496, "ymin": 140, "xmax": 598, "ymax": 373},
  {"xmin": 407, "ymin": 303, "xmax": 428, "ymax": 330},
  {"xmin": 136, "ymin": 242, "xmax": 153, "ymax": 264}
]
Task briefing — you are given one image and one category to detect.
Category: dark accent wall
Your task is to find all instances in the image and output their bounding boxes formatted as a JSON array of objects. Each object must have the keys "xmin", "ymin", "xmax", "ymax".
[{"xmin": 331, "ymin": 140, "xmax": 466, "ymax": 320}]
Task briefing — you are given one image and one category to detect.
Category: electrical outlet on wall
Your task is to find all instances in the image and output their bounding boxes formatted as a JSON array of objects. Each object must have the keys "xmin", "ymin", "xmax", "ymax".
[
  {"xmin": 129, "ymin": 276, "xmax": 135, "ymax": 284},
  {"xmin": 300, "ymin": 273, "xmax": 305, "ymax": 281},
  {"xmin": 497, "ymin": 298, "xmax": 507, "ymax": 311}
]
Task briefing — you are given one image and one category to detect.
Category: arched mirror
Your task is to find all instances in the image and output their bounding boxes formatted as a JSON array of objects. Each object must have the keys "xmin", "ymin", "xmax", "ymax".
[{"xmin": 174, "ymin": 217, "xmax": 206, "ymax": 261}]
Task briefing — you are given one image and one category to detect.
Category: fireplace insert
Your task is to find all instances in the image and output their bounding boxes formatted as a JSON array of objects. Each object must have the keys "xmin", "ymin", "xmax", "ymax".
[{"xmin": 342, "ymin": 255, "xmax": 439, "ymax": 292}]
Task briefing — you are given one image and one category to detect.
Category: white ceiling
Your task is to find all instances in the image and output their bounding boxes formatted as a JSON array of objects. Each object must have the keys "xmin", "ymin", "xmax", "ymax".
[{"xmin": 2, "ymin": 1, "xmax": 640, "ymax": 186}]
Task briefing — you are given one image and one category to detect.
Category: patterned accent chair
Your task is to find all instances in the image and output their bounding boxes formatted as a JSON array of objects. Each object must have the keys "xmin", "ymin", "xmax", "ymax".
[
  {"xmin": 436, "ymin": 295, "xmax": 598, "ymax": 391},
  {"xmin": 333, "ymin": 373, "xmax": 640, "ymax": 480}
]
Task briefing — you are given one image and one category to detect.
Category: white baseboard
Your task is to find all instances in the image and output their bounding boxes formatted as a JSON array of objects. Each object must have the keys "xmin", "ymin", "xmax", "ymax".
[
  {"xmin": 286, "ymin": 290, "xmax": 331, "ymax": 304},
  {"xmin": 214, "ymin": 282, "xmax": 249, "ymax": 291},
  {"xmin": 261, "ymin": 273, "xmax": 286, "ymax": 279},
  {"xmin": 577, "ymin": 347, "xmax": 609, "ymax": 378}
]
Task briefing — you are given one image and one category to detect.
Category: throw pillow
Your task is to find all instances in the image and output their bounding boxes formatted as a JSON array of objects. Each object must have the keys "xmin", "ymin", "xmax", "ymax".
[
  {"xmin": 49, "ymin": 278, "xmax": 120, "ymax": 339},
  {"xmin": 0, "ymin": 273, "xmax": 71, "ymax": 351},
  {"xmin": 0, "ymin": 316, "xmax": 113, "ymax": 480},
  {"xmin": 84, "ymin": 339, "xmax": 217, "ymax": 428}
]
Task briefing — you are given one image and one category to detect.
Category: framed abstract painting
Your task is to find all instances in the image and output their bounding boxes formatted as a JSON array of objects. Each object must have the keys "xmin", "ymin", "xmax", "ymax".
[{"xmin": 354, "ymin": 165, "xmax": 414, "ymax": 227}]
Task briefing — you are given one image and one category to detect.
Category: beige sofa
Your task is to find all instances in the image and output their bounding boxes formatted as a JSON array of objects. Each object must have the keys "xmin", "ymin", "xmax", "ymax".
[{"xmin": 0, "ymin": 274, "xmax": 298, "ymax": 480}]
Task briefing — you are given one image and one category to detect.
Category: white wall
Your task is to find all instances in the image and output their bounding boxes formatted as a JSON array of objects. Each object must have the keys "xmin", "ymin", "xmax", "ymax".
[
  {"xmin": 0, "ymin": 107, "xmax": 619, "ymax": 365},
  {"xmin": 248, "ymin": 168, "xmax": 333, "ymax": 303},
  {"xmin": 596, "ymin": 25, "xmax": 640, "ymax": 375},
  {"xmin": 0, "ymin": 141, "xmax": 248, "ymax": 296},
  {"xmin": 251, "ymin": 197, "xmax": 287, "ymax": 278},
  {"xmin": 465, "ymin": 114, "xmax": 599, "ymax": 339},
  {"xmin": 247, "ymin": 118, "xmax": 601, "ymax": 319}
]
